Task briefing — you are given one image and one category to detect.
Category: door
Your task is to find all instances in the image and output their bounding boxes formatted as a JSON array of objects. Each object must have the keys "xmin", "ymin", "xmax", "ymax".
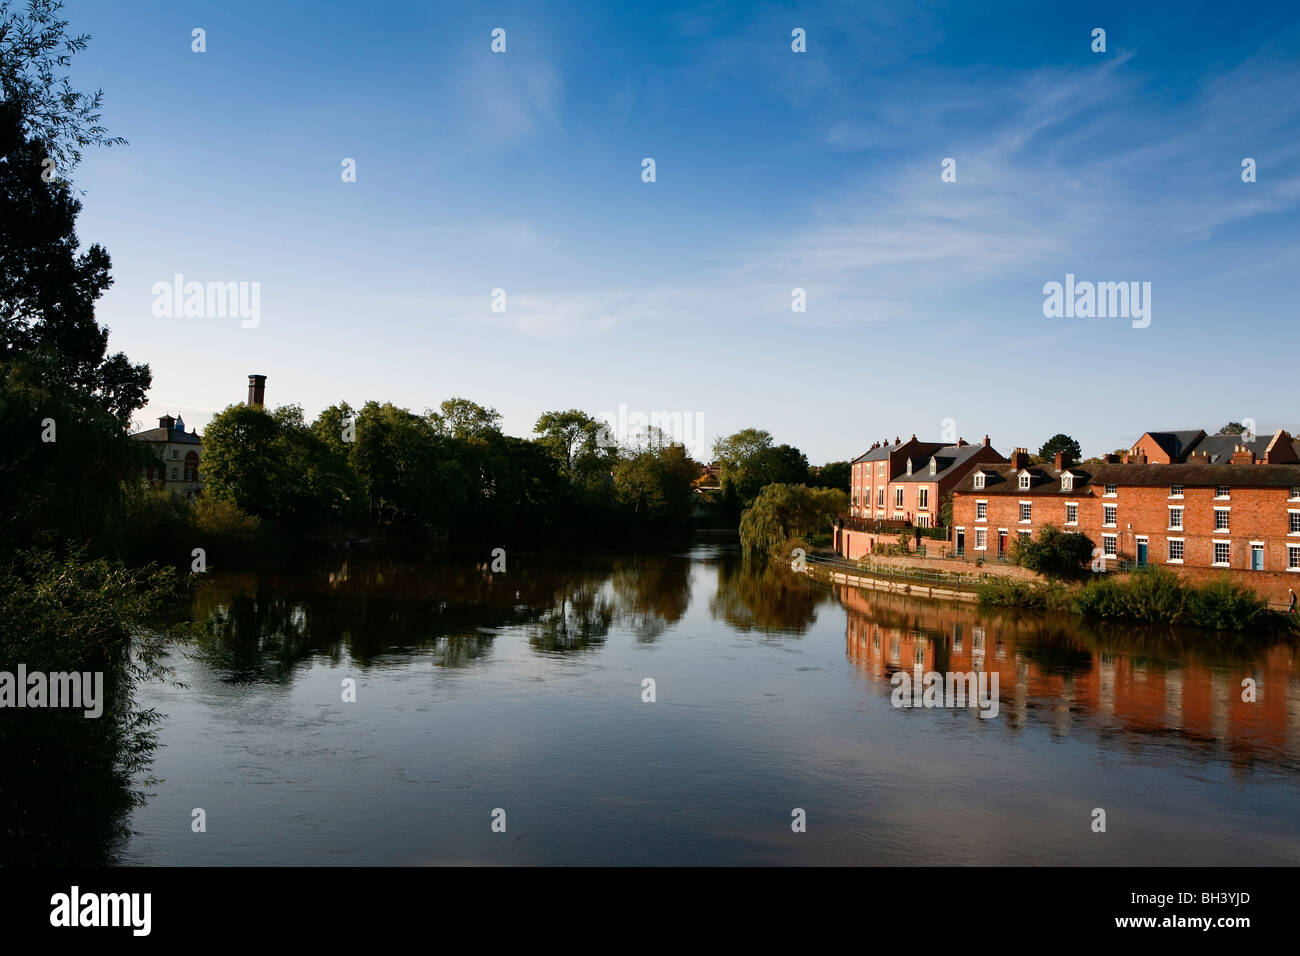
[
  {"xmin": 1136, "ymin": 539, "xmax": 1148, "ymax": 566},
  {"xmin": 956, "ymin": 530, "xmax": 965, "ymax": 556},
  {"xmin": 1251, "ymin": 545, "xmax": 1264, "ymax": 571}
]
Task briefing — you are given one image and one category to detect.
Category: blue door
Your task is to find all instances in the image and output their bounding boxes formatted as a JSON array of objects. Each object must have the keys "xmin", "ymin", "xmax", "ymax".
[
  {"xmin": 1251, "ymin": 545, "xmax": 1264, "ymax": 571},
  {"xmin": 1136, "ymin": 540, "xmax": 1148, "ymax": 566}
]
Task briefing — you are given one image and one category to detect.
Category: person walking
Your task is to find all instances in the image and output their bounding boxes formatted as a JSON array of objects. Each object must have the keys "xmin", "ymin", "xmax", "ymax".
[{"xmin": 1289, "ymin": 588, "xmax": 1297, "ymax": 615}]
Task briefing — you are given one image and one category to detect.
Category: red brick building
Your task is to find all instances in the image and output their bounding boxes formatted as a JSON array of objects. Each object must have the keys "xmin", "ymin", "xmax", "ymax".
[
  {"xmin": 951, "ymin": 448, "xmax": 1300, "ymax": 603},
  {"xmin": 848, "ymin": 435, "xmax": 1006, "ymax": 527}
]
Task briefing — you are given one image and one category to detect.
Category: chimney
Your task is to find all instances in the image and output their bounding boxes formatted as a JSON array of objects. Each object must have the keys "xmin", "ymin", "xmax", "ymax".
[
  {"xmin": 894, "ymin": 436, "xmax": 901, "ymax": 446},
  {"xmin": 247, "ymin": 374, "xmax": 267, "ymax": 407},
  {"xmin": 1010, "ymin": 447, "xmax": 1030, "ymax": 469},
  {"xmin": 1054, "ymin": 450, "xmax": 1073, "ymax": 470},
  {"xmin": 158, "ymin": 414, "xmax": 176, "ymax": 431},
  {"xmin": 957, "ymin": 436, "xmax": 968, "ymax": 447},
  {"xmin": 982, "ymin": 434, "xmax": 990, "ymax": 447},
  {"xmin": 1126, "ymin": 453, "xmax": 1147, "ymax": 464},
  {"xmin": 1230, "ymin": 443, "xmax": 1256, "ymax": 465}
]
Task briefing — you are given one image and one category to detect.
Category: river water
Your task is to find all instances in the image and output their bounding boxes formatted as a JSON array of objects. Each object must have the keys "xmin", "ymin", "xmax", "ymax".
[{"xmin": 116, "ymin": 544, "xmax": 1300, "ymax": 865}]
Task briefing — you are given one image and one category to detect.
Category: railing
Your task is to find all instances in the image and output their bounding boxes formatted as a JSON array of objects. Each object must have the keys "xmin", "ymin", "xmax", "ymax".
[
  {"xmin": 836, "ymin": 514, "xmax": 949, "ymax": 539},
  {"xmin": 805, "ymin": 551, "xmax": 978, "ymax": 592}
]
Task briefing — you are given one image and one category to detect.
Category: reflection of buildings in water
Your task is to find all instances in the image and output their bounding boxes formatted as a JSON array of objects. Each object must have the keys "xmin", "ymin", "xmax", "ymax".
[{"xmin": 840, "ymin": 584, "xmax": 1300, "ymax": 766}]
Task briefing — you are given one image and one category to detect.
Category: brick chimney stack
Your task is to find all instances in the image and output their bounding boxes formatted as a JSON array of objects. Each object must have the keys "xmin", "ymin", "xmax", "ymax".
[
  {"xmin": 1230, "ymin": 443, "xmax": 1256, "ymax": 465},
  {"xmin": 247, "ymin": 374, "xmax": 267, "ymax": 407},
  {"xmin": 1010, "ymin": 447, "xmax": 1030, "ymax": 469},
  {"xmin": 982, "ymin": 434, "xmax": 990, "ymax": 447},
  {"xmin": 957, "ymin": 437, "xmax": 968, "ymax": 447},
  {"xmin": 1053, "ymin": 450, "xmax": 1074, "ymax": 470}
]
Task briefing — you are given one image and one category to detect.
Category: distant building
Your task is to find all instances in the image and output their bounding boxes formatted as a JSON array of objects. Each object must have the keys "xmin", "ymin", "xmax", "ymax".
[
  {"xmin": 131, "ymin": 414, "xmax": 203, "ymax": 500},
  {"xmin": 1126, "ymin": 428, "xmax": 1298, "ymax": 465}
]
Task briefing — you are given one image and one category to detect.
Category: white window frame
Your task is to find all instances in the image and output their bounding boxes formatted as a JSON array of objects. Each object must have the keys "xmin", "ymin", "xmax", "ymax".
[
  {"xmin": 1103, "ymin": 504, "xmax": 1117, "ymax": 528},
  {"xmin": 1215, "ymin": 485, "xmax": 1230, "ymax": 500},
  {"xmin": 976, "ymin": 500, "xmax": 987, "ymax": 521},
  {"xmin": 1214, "ymin": 506, "xmax": 1230, "ymax": 532},
  {"xmin": 973, "ymin": 473, "xmax": 985, "ymax": 490},
  {"xmin": 1061, "ymin": 473, "xmax": 1073, "ymax": 491},
  {"xmin": 1290, "ymin": 487, "xmax": 1300, "ymax": 502},
  {"xmin": 1288, "ymin": 544, "xmax": 1300, "ymax": 571},
  {"xmin": 1018, "ymin": 472, "xmax": 1031, "ymax": 490},
  {"xmin": 1167, "ymin": 537, "xmax": 1184, "ymax": 564},
  {"xmin": 1102, "ymin": 533, "xmax": 1117, "ymax": 557},
  {"xmin": 1212, "ymin": 539, "xmax": 1231, "ymax": 567},
  {"xmin": 1019, "ymin": 501, "xmax": 1032, "ymax": 524},
  {"xmin": 928, "ymin": 458, "xmax": 937, "ymax": 476},
  {"xmin": 1168, "ymin": 505, "xmax": 1183, "ymax": 530},
  {"xmin": 918, "ymin": 487, "xmax": 929, "ymax": 510},
  {"xmin": 1065, "ymin": 502, "xmax": 1078, "ymax": 526},
  {"xmin": 1249, "ymin": 541, "xmax": 1265, "ymax": 571},
  {"xmin": 894, "ymin": 487, "xmax": 903, "ymax": 509},
  {"xmin": 974, "ymin": 528, "xmax": 987, "ymax": 551},
  {"xmin": 1288, "ymin": 509, "xmax": 1300, "ymax": 536},
  {"xmin": 1104, "ymin": 483, "xmax": 1118, "ymax": 497},
  {"xmin": 1169, "ymin": 485, "xmax": 1184, "ymax": 499}
]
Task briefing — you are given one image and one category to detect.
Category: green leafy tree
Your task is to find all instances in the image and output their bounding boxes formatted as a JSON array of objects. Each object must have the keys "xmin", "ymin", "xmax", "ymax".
[
  {"xmin": 810, "ymin": 460, "xmax": 850, "ymax": 490},
  {"xmin": 1215, "ymin": 422, "xmax": 1246, "ymax": 436},
  {"xmin": 739, "ymin": 483, "xmax": 848, "ymax": 560},
  {"xmin": 1036, "ymin": 433, "xmax": 1082, "ymax": 463},
  {"xmin": 431, "ymin": 397, "xmax": 502, "ymax": 439}
]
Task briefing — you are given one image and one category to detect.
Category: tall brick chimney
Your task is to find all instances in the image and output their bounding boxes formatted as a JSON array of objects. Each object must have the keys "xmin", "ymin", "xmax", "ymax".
[
  {"xmin": 1010, "ymin": 447, "xmax": 1030, "ymax": 469},
  {"xmin": 957, "ymin": 437, "xmax": 968, "ymax": 447},
  {"xmin": 1054, "ymin": 450, "xmax": 1073, "ymax": 470},
  {"xmin": 982, "ymin": 434, "xmax": 990, "ymax": 447},
  {"xmin": 247, "ymin": 374, "xmax": 267, "ymax": 407}
]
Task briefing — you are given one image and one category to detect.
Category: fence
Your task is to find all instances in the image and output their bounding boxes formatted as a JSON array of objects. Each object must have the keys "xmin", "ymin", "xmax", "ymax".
[{"xmin": 805, "ymin": 551, "xmax": 980, "ymax": 594}]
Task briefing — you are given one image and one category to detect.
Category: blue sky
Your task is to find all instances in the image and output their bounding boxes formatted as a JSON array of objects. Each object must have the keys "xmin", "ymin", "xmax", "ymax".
[{"xmin": 66, "ymin": 0, "xmax": 1300, "ymax": 462}]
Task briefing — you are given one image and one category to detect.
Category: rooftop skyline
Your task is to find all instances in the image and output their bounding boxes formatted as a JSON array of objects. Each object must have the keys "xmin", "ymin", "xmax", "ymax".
[{"xmin": 67, "ymin": 0, "xmax": 1300, "ymax": 461}]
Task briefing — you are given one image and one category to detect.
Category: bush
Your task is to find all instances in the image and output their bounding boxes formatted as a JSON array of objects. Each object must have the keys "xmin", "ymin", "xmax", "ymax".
[
  {"xmin": 1012, "ymin": 524, "xmax": 1095, "ymax": 580},
  {"xmin": 1072, "ymin": 568, "xmax": 1272, "ymax": 630}
]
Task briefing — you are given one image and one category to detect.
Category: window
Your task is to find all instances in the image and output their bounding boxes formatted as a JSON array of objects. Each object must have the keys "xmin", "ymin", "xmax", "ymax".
[
  {"xmin": 877, "ymin": 463, "xmax": 885, "ymax": 476},
  {"xmin": 1103, "ymin": 504, "xmax": 1117, "ymax": 527},
  {"xmin": 929, "ymin": 458, "xmax": 937, "ymax": 476},
  {"xmin": 906, "ymin": 458, "xmax": 913, "ymax": 475},
  {"xmin": 1213, "ymin": 541, "xmax": 1231, "ymax": 566},
  {"xmin": 1216, "ymin": 485, "xmax": 1230, "ymax": 498},
  {"xmin": 1168, "ymin": 507, "xmax": 1183, "ymax": 530},
  {"xmin": 975, "ymin": 528, "xmax": 987, "ymax": 550},
  {"xmin": 918, "ymin": 487, "xmax": 929, "ymax": 509},
  {"xmin": 1104, "ymin": 483, "xmax": 1117, "ymax": 496},
  {"xmin": 1289, "ymin": 510, "xmax": 1300, "ymax": 534},
  {"xmin": 1019, "ymin": 502, "xmax": 1032, "ymax": 523},
  {"xmin": 184, "ymin": 451, "xmax": 199, "ymax": 483},
  {"xmin": 894, "ymin": 487, "xmax": 903, "ymax": 508},
  {"xmin": 1066, "ymin": 503, "xmax": 1078, "ymax": 525},
  {"xmin": 171, "ymin": 449, "xmax": 179, "ymax": 460},
  {"xmin": 1102, "ymin": 534, "xmax": 1117, "ymax": 557},
  {"xmin": 973, "ymin": 473, "xmax": 985, "ymax": 490},
  {"xmin": 1291, "ymin": 487, "xmax": 1300, "ymax": 501},
  {"xmin": 1289, "ymin": 545, "xmax": 1300, "ymax": 570},
  {"xmin": 1214, "ymin": 508, "xmax": 1230, "ymax": 532},
  {"xmin": 1061, "ymin": 474, "xmax": 1073, "ymax": 491},
  {"xmin": 1018, "ymin": 530, "xmax": 1031, "ymax": 543},
  {"xmin": 1018, "ymin": 473, "xmax": 1031, "ymax": 490},
  {"xmin": 170, "ymin": 467, "xmax": 178, "ymax": 480},
  {"xmin": 976, "ymin": 500, "xmax": 987, "ymax": 520},
  {"xmin": 1170, "ymin": 484, "xmax": 1183, "ymax": 498},
  {"xmin": 877, "ymin": 488, "xmax": 884, "ymax": 508},
  {"xmin": 917, "ymin": 514, "xmax": 930, "ymax": 528},
  {"xmin": 1168, "ymin": 539, "xmax": 1184, "ymax": 563}
]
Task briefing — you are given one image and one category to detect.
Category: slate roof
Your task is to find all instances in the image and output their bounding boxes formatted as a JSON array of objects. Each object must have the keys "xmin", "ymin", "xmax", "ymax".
[
  {"xmin": 1139, "ymin": 430, "xmax": 1205, "ymax": 461},
  {"xmin": 955, "ymin": 464, "xmax": 1092, "ymax": 496},
  {"xmin": 1187, "ymin": 433, "xmax": 1273, "ymax": 463},
  {"xmin": 131, "ymin": 425, "xmax": 201, "ymax": 444},
  {"xmin": 956, "ymin": 461, "xmax": 1300, "ymax": 494},
  {"xmin": 895, "ymin": 443, "xmax": 997, "ymax": 482}
]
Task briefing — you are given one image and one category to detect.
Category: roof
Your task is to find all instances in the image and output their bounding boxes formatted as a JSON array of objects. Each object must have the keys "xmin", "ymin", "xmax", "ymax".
[
  {"xmin": 956, "ymin": 460, "xmax": 1300, "ymax": 494},
  {"xmin": 131, "ymin": 426, "xmax": 202, "ymax": 445},
  {"xmin": 956, "ymin": 463, "xmax": 1092, "ymax": 496},
  {"xmin": 1137, "ymin": 429, "xmax": 1205, "ymax": 460},
  {"xmin": 895, "ymin": 443, "xmax": 996, "ymax": 482},
  {"xmin": 1184, "ymin": 433, "xmax": 1272, "ymax": 463}
]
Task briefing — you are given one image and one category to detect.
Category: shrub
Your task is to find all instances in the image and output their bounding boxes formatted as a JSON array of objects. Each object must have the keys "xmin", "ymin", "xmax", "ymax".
[{"xmin": 1012, "ymin": 524, "xmax": 1095, "ymax": 580}]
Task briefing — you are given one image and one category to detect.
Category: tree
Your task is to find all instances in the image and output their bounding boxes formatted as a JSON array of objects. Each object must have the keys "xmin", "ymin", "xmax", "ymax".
[
  {"xmin": 712, "ymin": 428, "xmax": 773, "ymax": 493},
  {"xmin": 810, "ymin": 460, "xmax": 850, "ymax": 490},
  {"xmin": 431, "ymin": 397, "xmax": 502, "ymax": 439},
  {"xmin": 739, "ymin": 484, "xmax": 847, "ymax": 560},
  {"xmin": 1215, "ymin": 422, "xmax": 1246, "ymax": 436},
  {"xmin": 534, "ymin": 409, "xmax": 616, "ymax": 481},
  {"xmin": 1011, "ymin": 524, "xmax": 1095, "ymax": 580},
  {"xmin": 0, "ymin": 0, "xmax": 125, "ymax": 174},
  {"xmin": 1037, "ymin": 433, "xmax": 1082, "ymax": 463}
]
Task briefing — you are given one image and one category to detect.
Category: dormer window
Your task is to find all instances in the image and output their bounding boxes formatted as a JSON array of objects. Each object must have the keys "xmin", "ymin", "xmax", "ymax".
[
  {"xmin": 1018, "ymin": 472, "xmax": 1031, "ymax": 490},
  {"xmin": 928, "ymin": 457, "xmax": 937, "ymax": 476},
  {"xmin": 906, "ymin": 458, "xmax": 913, "ymax": 475},
  {"xmin": 973, "ymin": 473, "xmax": 985, "ymax": 490},
  {"xmin": 1061, "ymin": 473, "xmax": 1073, "ymax": 491}
]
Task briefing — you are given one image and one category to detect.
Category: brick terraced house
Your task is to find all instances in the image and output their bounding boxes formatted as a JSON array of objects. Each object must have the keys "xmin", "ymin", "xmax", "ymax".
[{"xmin": 951, "ymin": 447, "xmax": 1300, "ymax": 604}]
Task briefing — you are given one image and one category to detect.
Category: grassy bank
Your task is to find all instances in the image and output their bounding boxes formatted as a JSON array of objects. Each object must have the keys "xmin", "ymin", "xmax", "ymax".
[{"xmin": 976, "ymin": 567, "xmax": 1292, "ymax": 633}]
